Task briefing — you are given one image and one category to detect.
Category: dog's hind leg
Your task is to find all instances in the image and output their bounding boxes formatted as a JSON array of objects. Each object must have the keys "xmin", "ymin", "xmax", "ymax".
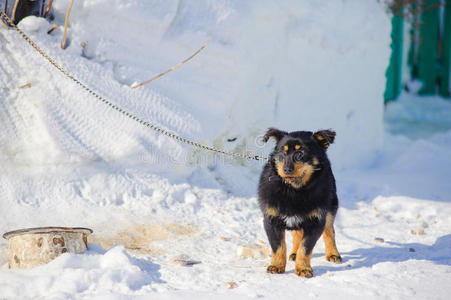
[
  {"xmin": 264, "ymin": 218, "xmax": 286, "ymax": 274},
  {"xmin": 323, "ymin": 212, "xmax": 342, "ymax": 263},
  {"xmin": 289, "ymin": 230, "xmax": 303, "ymax": 261}
]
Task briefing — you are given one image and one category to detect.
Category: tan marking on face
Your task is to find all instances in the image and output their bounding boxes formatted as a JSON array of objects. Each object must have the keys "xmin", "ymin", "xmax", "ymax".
[
  {"xmin": 275, "ymin": 160, "xmax": 285, "ymax": 177},
  {"xmin": 295, "ymin": 144, "xmax": 301, "ymax": 150},
  {"xmin": 323, "ymin": 212, "xmax": 341, "ymax": 261},
  {"xmin": 275, "ymin": 160, "xmax": 315, "ymax": 188},
  {"xmin": 312, "ymin": 157, "xmax": 319, "ymax": 165},
  {"xmin": 266, "ymin": 207, "xmax": 279, "ymax": 217},
  {"xmin": 283, "ymin": 145, "xmax": 289, "ymax": 152},
  {"xmin": 298, "ymin": 163, "xmax": 314, "ymax": 186}
]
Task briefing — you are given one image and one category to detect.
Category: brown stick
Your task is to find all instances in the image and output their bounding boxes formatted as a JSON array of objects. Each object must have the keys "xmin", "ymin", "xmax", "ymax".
[
  {"xmin": 131, "ymin": 40, "xmax": 210, "ymax": 89},
  {"xmin": 47, "ymin": 24, "xmax": 57, "ymax": 34},
  {"xmin": 61, "ymin": 0, "xmax": 74, "ymax": 49},
  {"xmin": 44, "ymin": 0, "xmax": 54, "ymax": 18},
  {"xmin": 10, "ymin": 0, "xmax": 19, "ymax": 24}
]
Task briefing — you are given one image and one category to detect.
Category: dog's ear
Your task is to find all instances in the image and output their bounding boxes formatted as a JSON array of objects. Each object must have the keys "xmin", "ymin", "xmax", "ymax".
[
  {"xmin": 263, "ymin": 128, "xmax": 287, "ymax": 143},
  {"xmin": 313, "ymin": 129, "xmax": 336, "ymax": 150}
]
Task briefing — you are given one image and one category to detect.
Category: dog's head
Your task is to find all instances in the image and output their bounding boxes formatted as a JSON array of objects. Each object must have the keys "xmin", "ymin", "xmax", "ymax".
[{"xmin": 263, "ymin": 128, "xmax": 335, "ymax": 189}]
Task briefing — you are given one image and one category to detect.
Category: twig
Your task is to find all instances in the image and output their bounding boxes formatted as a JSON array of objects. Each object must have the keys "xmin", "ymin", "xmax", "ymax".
[
  {"xmin": 131, "ymin": 40, "xmax": 210, "ymax": 89},
  {"xmin": 10, "ymin": 0, "xmax": 19, "ymax": 24},
  {"xmin": 44, "ymin": 0, "xmax": 54, "ymax": 18},
  {"xmin": 19, "ymin": 82, "xmax": 32, "ymax": 88},
  {"xmin": 61, "ymin": 0, "xmax": 74, "ymax": 49},
  {"xmin": 47, "ymin": 24, "xmax": 57, "ymax": 34}
]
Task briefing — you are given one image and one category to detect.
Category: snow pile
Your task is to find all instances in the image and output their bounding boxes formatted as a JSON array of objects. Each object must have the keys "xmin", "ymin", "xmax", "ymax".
[
  {"xmin": 0, "ymin": 0, "xmax": 390, "ymax": 171},
  {"xmin": 1, "ymin": 245, "xmax": 162, "ymax": 298}
]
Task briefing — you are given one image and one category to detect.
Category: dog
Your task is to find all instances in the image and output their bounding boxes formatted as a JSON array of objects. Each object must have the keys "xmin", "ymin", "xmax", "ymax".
[{"xmin": 258, "ymin": 128, "xmax": 341, "ymax": 278}]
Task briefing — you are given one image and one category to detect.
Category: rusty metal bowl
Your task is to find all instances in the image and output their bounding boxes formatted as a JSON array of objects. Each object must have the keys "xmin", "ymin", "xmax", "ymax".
[{"xmin": 3, "ymin": 226, "xmax": 92, "ymax": 269}]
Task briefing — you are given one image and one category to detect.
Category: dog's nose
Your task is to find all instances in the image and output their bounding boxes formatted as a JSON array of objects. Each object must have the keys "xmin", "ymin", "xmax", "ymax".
[{"xmin": 283, "ymin": 164, "xmax": 294, "ymax": 175}]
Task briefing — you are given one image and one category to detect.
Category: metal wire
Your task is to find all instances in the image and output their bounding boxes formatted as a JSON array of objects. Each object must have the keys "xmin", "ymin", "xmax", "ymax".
[{"xmin": 0, "ymin": 9, "xmax": 268, "ymax": 162}]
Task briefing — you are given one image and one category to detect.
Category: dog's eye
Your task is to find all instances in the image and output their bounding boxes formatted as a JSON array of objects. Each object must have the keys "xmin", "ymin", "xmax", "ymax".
[{"xmin": 293, "ymin": 151, "xmax": 304, "ymax": 162}]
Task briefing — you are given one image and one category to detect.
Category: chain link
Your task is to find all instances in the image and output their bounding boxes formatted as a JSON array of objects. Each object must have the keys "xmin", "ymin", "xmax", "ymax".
[{"xmin": 0, "ymin": 9, "xmax": 268, "ymax": 162}]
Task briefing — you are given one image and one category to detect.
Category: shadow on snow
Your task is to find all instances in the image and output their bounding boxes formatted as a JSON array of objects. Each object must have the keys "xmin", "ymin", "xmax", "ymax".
[{"xmin": 312, "ymin": 234, "xmax": 451, "ymax": 276}]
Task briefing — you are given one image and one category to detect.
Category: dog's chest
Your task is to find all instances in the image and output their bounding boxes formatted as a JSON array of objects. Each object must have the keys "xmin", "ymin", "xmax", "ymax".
[
  {"xmin": 276, "ymin": 198, "xmax": 324, "ymax": 228},
  {"xmin": 280, "ymin": 214, "xmax": 304, "ymax": 227}
]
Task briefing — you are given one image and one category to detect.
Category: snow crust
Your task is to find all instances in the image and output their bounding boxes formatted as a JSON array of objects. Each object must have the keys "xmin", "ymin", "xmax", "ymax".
[{"xmin": 0, "ymin": 1, "xmax": 450, "ymax": 299}]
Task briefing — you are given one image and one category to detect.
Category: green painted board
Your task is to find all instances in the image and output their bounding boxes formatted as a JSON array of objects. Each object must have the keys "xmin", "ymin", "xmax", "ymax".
[
  {"xmin": 440, "ymin": 0, "xmax": 451, "ymax": 98},
  {"xmin": 417, "ymin": 0, "xmax": 440, "ymax": 95},
  {"xmin": 384, "ymin": 12, "xmax": 404, "ymax": 102}
]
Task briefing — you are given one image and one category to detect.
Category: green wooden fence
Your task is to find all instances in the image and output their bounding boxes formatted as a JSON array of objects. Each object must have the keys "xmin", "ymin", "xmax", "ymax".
[{"xmin": 385, "ymin": 0, "xmax": 451, "ymax": 102}]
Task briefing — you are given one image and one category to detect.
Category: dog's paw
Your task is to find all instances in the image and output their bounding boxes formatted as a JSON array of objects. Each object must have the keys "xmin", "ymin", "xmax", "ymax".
[
  {"xmin": 326, "ymin": 254, "xmax": 342, "ymax": 263},
  {"xmin": 266, "ymin": 265, "xmax": 285, "ymax": 274},
  {"xmin": 288, "ymin": 253, "xmax": 296, "ymax": 261},
  {"xmin": 294, "ymin": 266, "xmax": 313, "ymax": 278}
]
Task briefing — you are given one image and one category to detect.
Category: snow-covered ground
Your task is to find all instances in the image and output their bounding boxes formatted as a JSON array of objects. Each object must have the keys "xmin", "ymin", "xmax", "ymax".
[
  {"xmin": 1, "ymin": 1, "xmax": 451, "ymax": 299},
  {"xmin": 3, "ymin": 92, "xmax": 451, "ymax": 300}
]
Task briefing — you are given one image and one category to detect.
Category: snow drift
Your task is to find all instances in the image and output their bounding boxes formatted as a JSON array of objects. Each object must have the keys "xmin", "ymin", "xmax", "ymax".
[{"xmin": 0, "ymin": 0, "xmax": 390, "ymax": 171}]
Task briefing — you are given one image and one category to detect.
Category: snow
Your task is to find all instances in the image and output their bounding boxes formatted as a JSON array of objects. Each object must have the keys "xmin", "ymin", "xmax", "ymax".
[
  {"xmin": 1, "ymin": 1, "xmax": 451, "ymax": 299},
  {"xmin": 4, "ymin": 0, "xmax": 391, "ymax": 170}
]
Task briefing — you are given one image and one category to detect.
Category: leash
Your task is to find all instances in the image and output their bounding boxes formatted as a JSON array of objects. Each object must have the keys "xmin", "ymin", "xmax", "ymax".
[{"xmin": 0, "ymin": 9, "xmax": 268, "ymax": 162}]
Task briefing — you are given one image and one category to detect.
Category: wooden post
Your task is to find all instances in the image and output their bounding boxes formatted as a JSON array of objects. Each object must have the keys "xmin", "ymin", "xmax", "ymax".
[
  {"xmin": 61, "ymin": 0, "xmax": 74, "ymax": 50},
  {"xmin": 10, "ymin": 0, "xmax": 19, "ymax": 24}
]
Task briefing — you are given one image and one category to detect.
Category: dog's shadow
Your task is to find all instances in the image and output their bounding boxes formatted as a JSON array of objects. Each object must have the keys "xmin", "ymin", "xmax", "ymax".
[{"xmin": 308, "ymin": 234, "xmax": 451, "ymax": 276}]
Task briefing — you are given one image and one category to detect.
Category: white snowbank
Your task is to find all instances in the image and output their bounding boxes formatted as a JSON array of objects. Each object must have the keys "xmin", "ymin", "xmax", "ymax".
[
  {"xmin": 1, "ymin": 0, "xmax": 390, "ymax": 171},
  {"xmin": 1, "ymin": 245, "xmax": 160, "ymax": 298}
]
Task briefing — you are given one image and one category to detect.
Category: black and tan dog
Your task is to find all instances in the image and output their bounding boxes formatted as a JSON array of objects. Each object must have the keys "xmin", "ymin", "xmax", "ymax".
[{"xmin": 258, "ymin": 128, "xmax": 341, "ymax": 278}]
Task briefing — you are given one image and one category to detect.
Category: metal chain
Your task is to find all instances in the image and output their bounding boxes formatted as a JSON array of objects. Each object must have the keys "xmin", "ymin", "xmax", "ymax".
[{"xmin": 0, "ymin": 9, "xmax": 267, "ymax": 162}]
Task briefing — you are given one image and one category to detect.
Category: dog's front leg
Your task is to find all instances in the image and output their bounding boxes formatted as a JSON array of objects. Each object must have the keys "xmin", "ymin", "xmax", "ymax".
[
  {"xmin": 264, "ymin": 218, "xmax": 286, "ymax": 274},
  {"xmin": 295, "ymin": 227, "xmax": 323, "ymax": 278},
  {"xmin": 289, "ymin": 229, "xmax": 304, "ymax": 261}
]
